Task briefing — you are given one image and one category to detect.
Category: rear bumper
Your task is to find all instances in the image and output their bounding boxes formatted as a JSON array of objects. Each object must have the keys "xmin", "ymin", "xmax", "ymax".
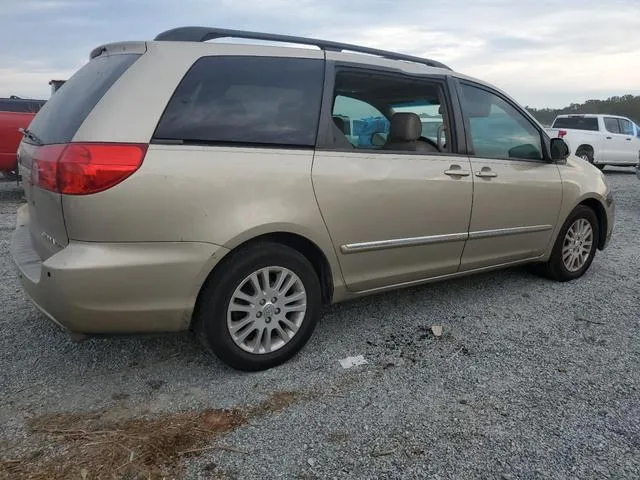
[{"xmin": 11, "ymin": 205, "xmax": 227, "ymax": 333}]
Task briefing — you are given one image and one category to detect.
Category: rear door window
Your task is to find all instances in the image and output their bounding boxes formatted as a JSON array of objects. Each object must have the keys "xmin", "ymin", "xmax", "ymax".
[
  {"xmin": 329, "ymin": 70, "xmax": 451, "ymax": 152},
  {"xmin": 604, "ymin": 117, "xmax": 621, "ymax": 134},
  {"xmin": 26, "ymin": 53, "xmax": 140, "ymax": 145},
  {"xmin": 154, "ymin": 56, "xmax": 325, "ymax": 147},
  {"xmin": 618, "ymin": 118, "xmax": 634, "ymax": 136},
  {"xmin": 551, "ymin": 117, "xmax": 599, "ymax": 131}
]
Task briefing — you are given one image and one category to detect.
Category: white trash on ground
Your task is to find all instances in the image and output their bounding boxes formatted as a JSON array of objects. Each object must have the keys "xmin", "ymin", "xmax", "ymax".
[{"xmin": 339, "ymin": 355, "xmax": 368, "ymax": 369}]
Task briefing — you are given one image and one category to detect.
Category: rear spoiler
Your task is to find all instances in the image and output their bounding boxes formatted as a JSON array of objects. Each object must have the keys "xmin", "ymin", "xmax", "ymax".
[{"xmin": 90, "ymin": 41, "xmax": 147, "ymax": 60}]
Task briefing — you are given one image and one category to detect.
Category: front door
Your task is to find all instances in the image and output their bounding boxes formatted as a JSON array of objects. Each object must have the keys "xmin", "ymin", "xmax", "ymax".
[
  {"xmin": 457, "ymin": 82, "xmax": 563, "ymax": 271},
  {"xmin": 312, "ymin": 68, "xmax": 473, "ymax": 292}
]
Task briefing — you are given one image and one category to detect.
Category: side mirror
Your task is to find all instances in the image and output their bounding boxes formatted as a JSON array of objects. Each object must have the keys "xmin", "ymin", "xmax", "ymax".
[{"xmin": 550, "ymin": 138, "xmax": 570, "ymax": 160}]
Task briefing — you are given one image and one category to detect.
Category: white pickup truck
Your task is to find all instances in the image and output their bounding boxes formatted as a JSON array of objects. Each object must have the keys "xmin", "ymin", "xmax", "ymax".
[{"xmin": 546, "ymin": 114, "xmax": 640, "ymax": 170}]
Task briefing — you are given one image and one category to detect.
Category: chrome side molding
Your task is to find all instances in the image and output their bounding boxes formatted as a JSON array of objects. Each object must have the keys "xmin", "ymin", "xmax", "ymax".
[{"xmin": 341, "ymin": 225, "xmax": 553, "ymax": 254}]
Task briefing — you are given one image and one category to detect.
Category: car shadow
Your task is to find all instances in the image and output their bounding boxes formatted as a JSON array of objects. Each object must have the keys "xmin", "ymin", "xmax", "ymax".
[
  {"xmin": 0, "ymin": 182, "xmax": 24, "ymax": 202},
  {"xmin": 12, "ymin": 265, "xmax": 538, "ymax": 382},
  {"xmin": 603, "ymin": 168, "xmax": 637, "ymax": 175}
]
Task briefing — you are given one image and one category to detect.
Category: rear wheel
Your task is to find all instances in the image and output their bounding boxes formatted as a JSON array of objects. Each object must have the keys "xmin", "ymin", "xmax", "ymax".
[
  {"xmin": 194, "ymin": 242, "xmax": 321, "ymax": 371},
  {"xmin": 539, "ymin": 205, "xmax": 599, "ymax": 282},
  {"xmin": 576, "ymin": 148, "xmax": 604, "ymax": 170}
]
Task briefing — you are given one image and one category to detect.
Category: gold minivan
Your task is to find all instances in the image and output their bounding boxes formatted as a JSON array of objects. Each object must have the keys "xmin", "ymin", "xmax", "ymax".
[{"xmin": 12, "ymin": 27, "xmax": 615, "ymax": 370}]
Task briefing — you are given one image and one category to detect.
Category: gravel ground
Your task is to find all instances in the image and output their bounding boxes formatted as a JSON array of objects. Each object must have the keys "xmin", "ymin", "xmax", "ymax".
[{"xmin": 1, "ymin": 169, "xmax": 639, "ymax": 479}]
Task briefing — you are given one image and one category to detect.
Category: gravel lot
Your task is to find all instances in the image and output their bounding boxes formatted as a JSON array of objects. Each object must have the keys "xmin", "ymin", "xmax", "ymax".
[{"xmin": 1, "ymin": 169, "xmax": 639, "ymax": 479}]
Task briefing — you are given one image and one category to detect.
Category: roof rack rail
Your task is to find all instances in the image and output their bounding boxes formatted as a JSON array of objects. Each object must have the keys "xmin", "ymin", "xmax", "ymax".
[{"xmin": 154, "ymin": 27, "xmax": 452, "ymax": 70}]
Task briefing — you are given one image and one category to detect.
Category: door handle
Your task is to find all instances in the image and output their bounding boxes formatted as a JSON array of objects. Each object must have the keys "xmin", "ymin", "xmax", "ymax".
[
  {"xmin": 626, "ymin": 138, "xmax": 632, "ymax": 141},
  {"xmin": 475, "ymin": 167, "xmax": 497, "ymax": 178},
  {"xmin": 606, "ymin": 136, "xmax": 612, "ymax": 139},
  {"xmin": 444, "ymin": 165, "xmax": 470, "ymax": 177}
]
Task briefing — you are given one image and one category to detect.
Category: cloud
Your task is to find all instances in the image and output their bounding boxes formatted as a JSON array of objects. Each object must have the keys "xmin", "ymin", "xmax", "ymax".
[
  {"xmin": 0, "ymin": 0, "xmax": 92, "ymax": 16},
  {"xmin": 0, "ymin": 64, "xmax": 78, "ymax": 99},
  {"xmin": 0, "ymin": 0, "xmax": 639, "ymax": 107}
]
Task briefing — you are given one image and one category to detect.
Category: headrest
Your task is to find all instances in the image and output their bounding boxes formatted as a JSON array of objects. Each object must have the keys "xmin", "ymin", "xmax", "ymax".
[{"xmin": 389, "ymin": 112, "xmax": 422, "ymax": 142}]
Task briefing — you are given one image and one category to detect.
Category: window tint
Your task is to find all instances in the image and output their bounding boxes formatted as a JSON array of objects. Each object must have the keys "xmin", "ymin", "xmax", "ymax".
[
  {"xmin": 330, "ymin": 70, "xmax": 450, "ymax": 152},
  {"xmin": 27, "ymin": 54, "xmax": 140, "ymax": 145},
  {"xmin": 460, "ymin": 84, "xmax": 542, "ymax": 161},
  {"xmin": 604, "ymin": 117, "xmax": 621, "ymax": 134},
  {"xmin": 552, "ymin": 117, "xmax": 599, "ymax": 131},
  {"xmin": 154, "ymin": 57, "xmax": 324, "ymax": 147},
  {"xmin": 618, "ymin": 118, "xmax": 634, "ymax": 136}
]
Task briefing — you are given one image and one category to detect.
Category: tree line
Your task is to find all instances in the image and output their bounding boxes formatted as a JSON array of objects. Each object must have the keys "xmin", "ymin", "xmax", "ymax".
[{"xmin": 526, "ymin": 94, "xmax": 640, "ymax": 126}]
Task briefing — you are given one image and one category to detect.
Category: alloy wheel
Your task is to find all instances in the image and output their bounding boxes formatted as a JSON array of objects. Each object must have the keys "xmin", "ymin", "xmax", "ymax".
[
  {"xmin": 561, "ymin": 218, "xmax": 594, "ymax": 272},
  {"xmin": 227, "ymin": 266, "xmax": 307, "ymax": 354}
]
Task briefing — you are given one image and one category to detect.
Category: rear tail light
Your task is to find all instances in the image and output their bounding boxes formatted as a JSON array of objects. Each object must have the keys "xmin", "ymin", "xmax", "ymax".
[
  {"xmin": 32, "ymin": 143, "xmax": 147, "ymax": 195},
  {"xmin": 558, "ymin": 130, "xmax": 567, "ymax": 138}
]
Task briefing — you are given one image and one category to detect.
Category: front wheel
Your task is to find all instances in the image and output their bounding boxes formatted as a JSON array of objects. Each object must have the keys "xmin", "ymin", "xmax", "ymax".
[
  {"xmin": 542, "ymin": 206, "xmax": 599, "ymax": 282},
  {"xmin": 194, "ymin": 242, "xmax": 321, "ymax": 371}
]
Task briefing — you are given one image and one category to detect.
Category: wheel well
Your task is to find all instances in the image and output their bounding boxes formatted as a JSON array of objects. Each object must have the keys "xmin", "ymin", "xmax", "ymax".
[
  {"xmin": 255, "ymin": 233, "xmax": 334, "ymax": 303},
  {"xmin": 204, "ymin": 232, "xmax": 334, "ymax": 307},
  {"xmin": 579, "ymin": 198, "xmax": 607, "ymax": 249},
  {"xmin": 575, "ymin": 144, "xmax": 594, "ymax": 157}
]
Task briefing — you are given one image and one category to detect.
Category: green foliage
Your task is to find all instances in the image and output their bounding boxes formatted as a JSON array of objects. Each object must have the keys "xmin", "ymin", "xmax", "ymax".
[{"xmin": 526, "ymin": 95, "xmax": 640, "ymax": 127}]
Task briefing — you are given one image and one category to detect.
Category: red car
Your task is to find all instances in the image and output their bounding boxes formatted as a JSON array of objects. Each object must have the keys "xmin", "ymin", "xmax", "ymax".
[{"xmin": 0, "ymin": 97, "xmax": 46, "ymax": 179}]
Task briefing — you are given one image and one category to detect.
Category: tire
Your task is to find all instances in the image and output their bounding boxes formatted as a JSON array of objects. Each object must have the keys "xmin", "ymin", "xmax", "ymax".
[
  {"xmin": 1, "ymin": 170, "xmax": 17, "ymax": 181},
  {"xmin": 193, "ymin": 242, "xmax": 321, "ymax": 371},
  {"xmin": 576, "ymin": 148, "xmax": 604, "ymax": 171},
  {"xmin": 541, "ymin": 205, "xmax": 600, "ymax": 282}
]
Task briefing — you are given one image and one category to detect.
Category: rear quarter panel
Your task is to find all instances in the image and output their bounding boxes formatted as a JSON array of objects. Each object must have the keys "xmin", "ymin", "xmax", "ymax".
[
  {"xmin": 62, "ymin": 145, "xmax": 346, "ymax": 296},
  {"xmin": 0, "ymin": 111, "xmax": 34, "ymax": 170}
]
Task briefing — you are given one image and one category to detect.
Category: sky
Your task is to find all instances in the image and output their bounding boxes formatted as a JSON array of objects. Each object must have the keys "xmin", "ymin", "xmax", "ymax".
[{"xmin": 1, "ymin": 0, "xmax": 639, "ymax": 108}]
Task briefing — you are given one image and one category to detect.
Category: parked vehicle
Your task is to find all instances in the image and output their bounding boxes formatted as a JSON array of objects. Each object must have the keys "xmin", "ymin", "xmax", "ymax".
[
  {"xmin": 0, "ymin": 97, "xmax": 45, "ymax": 178},
  {"xmin": 11, "ymin": 27, "xmax": 615, "ymax": 371},
  {"xmin": 546, "ymin": 114, "xmax": 640, "ymax": 170}
]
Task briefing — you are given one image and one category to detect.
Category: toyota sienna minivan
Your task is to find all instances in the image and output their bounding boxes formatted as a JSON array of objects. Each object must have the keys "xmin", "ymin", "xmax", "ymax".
[{"xmin": 12, "ymin": 27, "xmax": 615, "ymax": 370}]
